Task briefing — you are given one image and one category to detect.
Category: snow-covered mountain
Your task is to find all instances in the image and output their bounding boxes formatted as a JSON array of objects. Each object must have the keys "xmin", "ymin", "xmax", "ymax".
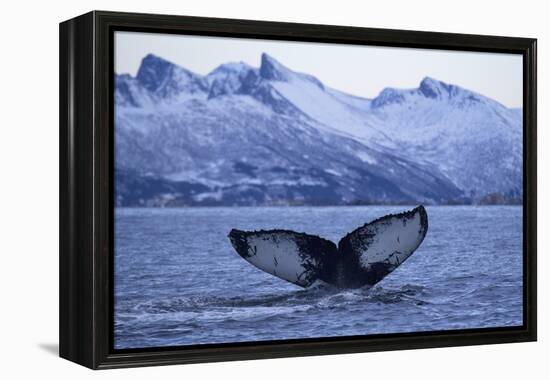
[{"xmin": 114, "ymin": 53, "xmax": 522, "ymax": 207}]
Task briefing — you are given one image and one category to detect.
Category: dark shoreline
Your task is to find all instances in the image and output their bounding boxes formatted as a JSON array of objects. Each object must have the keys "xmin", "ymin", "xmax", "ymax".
[{"xmin": 114, "ymin": 203, "xmax": 524, "ymax": 209}]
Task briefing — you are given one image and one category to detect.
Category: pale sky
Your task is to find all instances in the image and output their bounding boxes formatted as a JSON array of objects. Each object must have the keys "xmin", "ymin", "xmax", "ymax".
[{"xmin": 115, "ymin": 31, "xmax": 523, "ymax": 108}]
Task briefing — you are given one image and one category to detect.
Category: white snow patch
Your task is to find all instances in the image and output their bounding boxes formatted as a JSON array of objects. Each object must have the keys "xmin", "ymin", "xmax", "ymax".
[
  {"xmin": 271, "ymin": 79, "xmax": 380, "ymax": 141},
  {"xmin": 356, "ymin": 151, "xmax": 377, "ymax": 164},
  {"xmin": 324, "ymin": 169, "xmax": 342, "ymax": 177},
  {"xmin": 193, "ymin": 190, "xmax": 223, "ymax": 202}
]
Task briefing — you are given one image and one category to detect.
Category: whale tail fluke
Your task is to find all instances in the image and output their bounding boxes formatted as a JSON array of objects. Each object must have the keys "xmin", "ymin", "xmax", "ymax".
[
  {"xmin": 228, "ymin": 229, "xmax": 338, "ymax": 287},
  {"xmin": 228, "ymin": 206, "xmax": 428, "ymax": 288},
  {"xmin": 337, "ymin": 205, "xmax": 428, "ymax": 287}
]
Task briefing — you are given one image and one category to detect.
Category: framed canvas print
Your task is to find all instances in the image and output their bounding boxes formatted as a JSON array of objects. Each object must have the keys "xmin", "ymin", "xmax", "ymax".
[{"xmin": 59, "ymin": 11, "xmax": 537, "ymax": 369}]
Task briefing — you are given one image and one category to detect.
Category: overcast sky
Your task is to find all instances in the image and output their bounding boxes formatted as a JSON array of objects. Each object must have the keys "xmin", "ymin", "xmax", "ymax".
[{"xmin": 115, "ymin": 31, "xmax": 523, "ymax": 108}]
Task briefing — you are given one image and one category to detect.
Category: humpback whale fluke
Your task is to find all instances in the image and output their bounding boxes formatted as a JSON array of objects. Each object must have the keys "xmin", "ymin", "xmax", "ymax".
[{"xmin": 228, "ymin": 206, "xmax": 428, "ymax": 289}]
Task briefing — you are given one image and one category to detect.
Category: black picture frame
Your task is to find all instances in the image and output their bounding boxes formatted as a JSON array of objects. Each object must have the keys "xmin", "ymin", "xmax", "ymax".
[{"xmin": 59, "ymin": 10, "xmax": 537, "ymax": 369}]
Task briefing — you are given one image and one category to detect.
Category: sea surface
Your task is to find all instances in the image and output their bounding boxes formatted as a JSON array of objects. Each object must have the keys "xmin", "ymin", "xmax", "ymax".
[{"xmin": 114, "ymin": 206, "xmax": 523, "ymax": 349}]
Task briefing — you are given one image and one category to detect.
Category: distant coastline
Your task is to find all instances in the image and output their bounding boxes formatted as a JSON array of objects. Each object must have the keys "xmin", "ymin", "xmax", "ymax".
[{"xmin": 114, "ymin": 193, "xmax": 523, "ymax": 208}]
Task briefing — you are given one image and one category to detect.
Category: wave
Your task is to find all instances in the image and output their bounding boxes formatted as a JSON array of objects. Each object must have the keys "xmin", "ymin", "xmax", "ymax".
[{"xmin": 119, "ymin": 283, "xmax": 429, "ymax": 320}]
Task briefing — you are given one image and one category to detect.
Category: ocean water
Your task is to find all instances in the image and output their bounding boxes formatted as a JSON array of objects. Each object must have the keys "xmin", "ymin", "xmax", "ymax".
[{"xmin": 114, "ymin": 206, "xmax": 523, "ymax": 349}]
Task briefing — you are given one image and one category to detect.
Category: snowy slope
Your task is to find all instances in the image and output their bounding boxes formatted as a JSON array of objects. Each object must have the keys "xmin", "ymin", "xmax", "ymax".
[
  {"xmin": 368, "ymin": 77, "xmax": 522, "ymax": 197},
  {"xmin": 114, "ymin": 53, "xmax": 522, "ymax": 206}
]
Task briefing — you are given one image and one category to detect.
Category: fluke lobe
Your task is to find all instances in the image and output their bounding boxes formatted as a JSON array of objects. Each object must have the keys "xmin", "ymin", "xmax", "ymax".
[{"xmin": 228, "ymin": 206, "xmax": 428, "ymax": 289}]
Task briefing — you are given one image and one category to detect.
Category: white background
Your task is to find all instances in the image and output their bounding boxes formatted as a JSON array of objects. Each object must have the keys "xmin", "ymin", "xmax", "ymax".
[{"xmin": 0, "ymin": 0, "xmax": 546, "ymax": 378}]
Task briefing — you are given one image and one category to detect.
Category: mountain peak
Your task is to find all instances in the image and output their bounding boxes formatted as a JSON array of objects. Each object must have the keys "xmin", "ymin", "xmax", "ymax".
[
  {"xmin": 260, "ymin": 53, "xmax": 293, "ymax": 81},
  {"xmin": 135, "ymin": 53, "xmax": 208, "ymax": 96},
  {"xmin": 371, "ymin": 87, "xmax": 407, "ymax": 108},
  {"xmin": 419, "ymin": 77, "xmax": 456, "ymax": 99},
  {"xmin": 207, "ymin": 62, "xmax": 254, "ymax": 79},
  {"xmin": 136, "ymin": 54, "xmax": 178, "ymax": 92},
  {"xmin": 206, "ymin": 62, "xmax": 256, "ymax": 99},
  {"xmin": 141, "ymin": 53, "xmax": 170, "ymax": 64}
]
